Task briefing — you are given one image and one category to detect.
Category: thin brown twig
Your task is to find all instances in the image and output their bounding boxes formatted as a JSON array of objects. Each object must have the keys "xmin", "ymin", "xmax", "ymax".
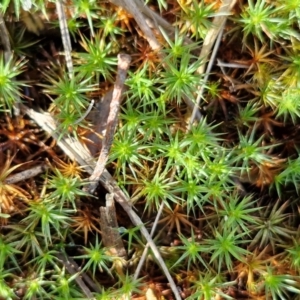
[
  {"xmin": 109, "ymin": 0, "xmax": 161, "ymax": 51},
  {"xmin": 189, "ymin": 0, "xmax": 238, "ymax": 128},
  {"xmin": 133, "ymin": 0, "xmax": 197, "ymax": 51},
  {"xmin": 188, "ymin": 22, "xmax": 225, "ymax": 130},
  {"xmin": 0, "ymin": 13, "xmax": 12, "ymax": 63},
  {"xmin": 86, "ymin": 89, "xmax": 113, "ymax": 156},
  {"xmin": 74, "ymin": 99, "xmax": 95, "ymax": 125},
  {"xmin": 55, "ymin": 0, "xmax": 73, "ymax": 76},
  {"xmin": 5, "ymin": 164, "xmax": 49, "ymax": 184},
  {"xmin": 111, "ymin": 0, "xmax": 196, "ymax": 53},
  {"xmin": 87, "ymin": 54, "xmax": 131, "ymax": 194},
  {"xmin": 196, "ymin": 0, "xmax": 237, "ymax": 76},
  {"xmin": 99, "ymin": 193, "xmax": 127, "ymax": 258},
  {"xmin": 61, "ymin": 253, "xmax": 101, "ymax": 294},
  {"xmin": 57, "ymin": 251, "xmax": 97, "ymax": 299}
]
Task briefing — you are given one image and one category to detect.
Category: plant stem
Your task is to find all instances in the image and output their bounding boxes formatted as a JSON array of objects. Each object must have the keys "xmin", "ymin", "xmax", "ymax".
[
  {"xmin": 87, "ymin": 53, "xmax": 131, "ymax": 194},
  {"xmin": 56, "ymin": 0, "xmax": 73, "ymax": 76}
]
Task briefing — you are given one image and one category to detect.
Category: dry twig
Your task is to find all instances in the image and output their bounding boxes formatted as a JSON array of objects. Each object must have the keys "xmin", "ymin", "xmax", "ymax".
[
  {"xmin": 110, "ymin": 0, "xmax": 161, "ymax": 51},
  {"xmin": 5, "ymin": 164, "xmax": 49, "ymax": 184},
  {"xmin": 57, "ymin": 251, "xmax": 98, "ymax": 299},
  {"xmin": 86, "ymin": 89, "xmax": 113, "ymax": 156},
  {"xmin": 189, "ymin": 0, "xmax": 238, "ymax": 128},
  {"xmin": 196, "ymin": 0, "xmax": 238, "ymax": 75},
  {"xmin": 99, "ymin": 193, "xmax": 127, "ymax": 258},
  {"xmin": 87, "ymin": 54, "xmax": 131, "ymax": 194},
  {"xmin": 133, "ymin": 187, "xmax": 166, "ymax": 281},
  {"xmin": 0, "ymin": 13, "xmax": 12, "ymax": 63},
  {"xmin": 55, "ymin": 0, "xmax": 73, "ymax": 76}
]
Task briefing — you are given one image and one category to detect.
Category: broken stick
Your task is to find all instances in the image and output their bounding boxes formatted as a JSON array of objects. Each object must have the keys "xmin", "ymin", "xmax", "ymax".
[{"xmin": 87, "ymin": 53, "xmax": 131, "ymax": 194}]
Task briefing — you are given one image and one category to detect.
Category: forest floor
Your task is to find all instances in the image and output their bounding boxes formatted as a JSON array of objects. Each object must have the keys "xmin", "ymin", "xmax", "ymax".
[{"xmin": 1, "ymin": 0, "xmax": 300, "ymax": 299}]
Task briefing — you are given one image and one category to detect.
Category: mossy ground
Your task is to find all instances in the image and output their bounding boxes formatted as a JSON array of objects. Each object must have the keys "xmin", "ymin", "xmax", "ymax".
[{"xmin": 1, "ymin": 0, "xmax": 300, "ymax": 299}]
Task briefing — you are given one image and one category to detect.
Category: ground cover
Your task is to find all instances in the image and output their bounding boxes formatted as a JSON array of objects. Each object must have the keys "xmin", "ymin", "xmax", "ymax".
[{"xmin": 1, "ymin": 0, "xmax": 300, "ymax": 299}]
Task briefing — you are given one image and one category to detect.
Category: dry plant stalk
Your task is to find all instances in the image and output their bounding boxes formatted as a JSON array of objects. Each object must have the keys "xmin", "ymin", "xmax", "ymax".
[
  {"xmin": 87, "ymin": 53, "xmax": 131, "ymax": 194},
  {"xmin": 55, "ymin": 0, "xmax": 73, "ymax": 75},
  {"xmin": 0, "ymin": 12, "xmax": 12, "ymax": 63},
  {"xmin": 86, "ymin": 89, "xmax": 113, "ymax": 156},
  {"xmin": 56, "ymin": 252, "xmax": 99, "ymax": 299},
  {"xmin": 5, "ymin": 164, "xmax": 49, "ymax": 184},
  {"xmin": 189, "ymin": 0, "xmax": 238, "ymax": 127},
  {"xmin": 196, "ymin": 0, "xmax": 238, "ymax": 75},
  {"xmin": 110, "ymin": 0, "xmax": 161, "ymax": 51},
  {"xmin": 100, "ymin": 193, "xmax": 127, "ymax": 258}
]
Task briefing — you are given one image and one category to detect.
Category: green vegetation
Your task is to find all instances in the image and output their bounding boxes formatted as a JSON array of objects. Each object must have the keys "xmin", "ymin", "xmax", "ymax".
[{"xmin": 0, "ymin": 0, "xmax": 300, "ymax": 299}]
